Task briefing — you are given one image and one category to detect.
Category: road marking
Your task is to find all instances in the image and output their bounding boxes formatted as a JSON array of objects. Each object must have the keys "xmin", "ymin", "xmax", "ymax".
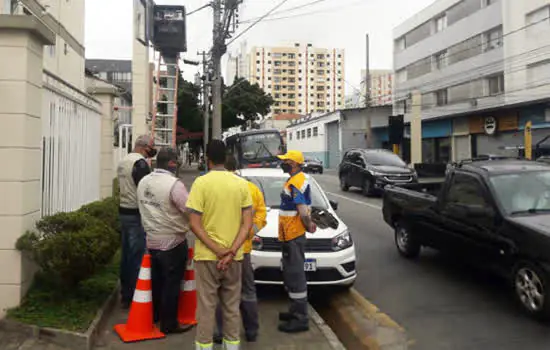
[{"xmin": 325, "ymin": 192, "xmax": 382, "ymax": 210}]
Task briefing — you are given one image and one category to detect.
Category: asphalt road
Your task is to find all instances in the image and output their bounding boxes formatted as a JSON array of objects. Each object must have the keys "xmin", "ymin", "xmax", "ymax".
[{"xmin": 312, "ymin": 170, "xmax": 550, "ymax": 350}]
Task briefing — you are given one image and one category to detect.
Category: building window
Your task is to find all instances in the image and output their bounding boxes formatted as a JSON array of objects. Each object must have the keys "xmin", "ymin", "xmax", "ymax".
[
  {"xmin": 313, "ymin": 127, "xmax": 318, "ymax": 136},
  {"xmin": 436, "ymin": 89, "xmax": 448, "ymax": 106},
  {"xmin": 484, "ymin": 26, "xmax": 503, "ymax": 51},
  {"xmin": 434, "ymin": 51, "xmax": 447, "ymax": 70},
  {"xmin": 487, "ymin": 73, "xmax": 504, "ymax": 95},
  {"xmin": 434, "ymin": 14, "xmax": 447, "ymax": 33},
  {"xmin": 297, "ymin": 131, "xmax": 300, "ymax": 139},
  {"xmin": 526, "ymin": 6, "xmax": 550, "ymax": 37},
  {"xmin": 307, "ymin": 128, "xmax": 312, "ymax": 138},
  {"xmin": 289, "ymin": 132, "xmax": 292, "ymax": 141},
  {"xmin": 301, "ymin": 130, "xmax": 306, "ymax": 138}
]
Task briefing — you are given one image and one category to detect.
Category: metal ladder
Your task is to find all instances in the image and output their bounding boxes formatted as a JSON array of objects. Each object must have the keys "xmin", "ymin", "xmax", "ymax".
[{"xmin": 152, "ymin": 52, "xmax": 180, "ymax": 148}]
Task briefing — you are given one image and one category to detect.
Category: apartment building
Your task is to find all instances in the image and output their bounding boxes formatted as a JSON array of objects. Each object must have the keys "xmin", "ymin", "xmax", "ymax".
[
  {"xmin": 392, "ymin": 0, "xmax": 550, "ymax": 164},
  {"xmin": 360, "ymin": 69, "xmax": 394, "ymax": 106},
  {"xmin": 249, "ymin": 43, "xmax": 346, "ymax": 116},
  {"xmin": 226, "ymin": 41, "xmax": 250, "ymax": 85}
]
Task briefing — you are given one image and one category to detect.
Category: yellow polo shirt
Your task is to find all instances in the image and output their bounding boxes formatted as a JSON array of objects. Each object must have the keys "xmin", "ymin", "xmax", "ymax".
[
  {"xmin": 186, "ymin": 171, "xmax": 253, "ymax": 261},
  {"xmin": 243, "ymin": 181, "xmax": 267, "ymax": 253}
]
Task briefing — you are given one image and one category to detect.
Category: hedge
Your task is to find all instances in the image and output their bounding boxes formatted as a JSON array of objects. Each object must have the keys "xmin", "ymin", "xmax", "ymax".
[{"xmin": 17, "ymin": 197, "xmax": 120, "ymax": 288}]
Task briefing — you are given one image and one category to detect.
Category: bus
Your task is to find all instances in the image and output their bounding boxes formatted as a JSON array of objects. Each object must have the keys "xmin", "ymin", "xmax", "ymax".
[{"xmin": 225, "ymin": 129, "xmax": 286, "ymax": 169}]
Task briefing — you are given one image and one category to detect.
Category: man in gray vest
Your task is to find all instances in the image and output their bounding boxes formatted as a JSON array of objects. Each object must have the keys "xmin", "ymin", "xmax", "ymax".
[
  {"xmin": 117, "ymin": 134, "xmax": 157, "ymax": 309},
  {"xmin": 137, "ymin": 148, "xmax": 192, "ymax": 334}
]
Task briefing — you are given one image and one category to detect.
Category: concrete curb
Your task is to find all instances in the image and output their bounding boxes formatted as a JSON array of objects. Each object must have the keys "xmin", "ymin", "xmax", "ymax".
[
  {"xmin": 309, "ymin": 304, "xmax": 346, "ymax": 350},
  {"xmin": 1, "ymin": 284, "xmax": 120, "ymax": 350},
  {"xmin": 330, "ymin": 288, "xmax": 409, "ymax": 350}
]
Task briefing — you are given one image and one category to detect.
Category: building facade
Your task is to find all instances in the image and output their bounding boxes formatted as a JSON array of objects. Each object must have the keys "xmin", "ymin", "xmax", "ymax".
[
  {"xmin": 392, "ymin": 0, "xmax": 550, "ymax": 164},
  {"xmin": 249, "ymin": 43, "xmax": 346, "ymax": 116},
  {"xmin": 0, "ymin": 0, "xmax": 117, "ymax": 317},
  {"xmin": 360, "ymin": 69, "xmax": 394, "ymax": 106},
  {"xmin": 286, "ymin": 106, "xmax": 392, "ymax": 168},
  {"xmin": 226, "ymin": 40, "xmax": 250, "ymax": 85}
]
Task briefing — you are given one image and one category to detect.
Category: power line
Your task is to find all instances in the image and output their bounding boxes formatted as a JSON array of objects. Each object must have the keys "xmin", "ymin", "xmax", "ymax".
[
  {"xmin": 227, "ymin": 0, "xmax": 292, "ymax": 46},
  {"xmin": 187, "ymin": 2, "xmax": 211, "ymax": 16},
  {"xmin": 393, "ymin": 14, "xmax": 550, "ymax": 82},
  {"xmin": 240, "ymin": 0, "xmax": 329, "ymax": 23},
  {"xmin": 240, "ymin": 0, "xmax": 364, "ymax": 23}
]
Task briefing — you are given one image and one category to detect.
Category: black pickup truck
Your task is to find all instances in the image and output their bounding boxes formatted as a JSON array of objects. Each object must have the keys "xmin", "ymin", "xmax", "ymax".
[{"xmin": 382, "ymin": 160, "xmax": 550, "ymax": 320}]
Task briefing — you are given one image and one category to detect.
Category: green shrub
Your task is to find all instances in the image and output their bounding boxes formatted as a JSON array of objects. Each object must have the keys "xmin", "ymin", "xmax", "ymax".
[
  {"xmin": 79, "ymin": 197, "xmax": 120, "ymax": 234},
  {"xmin": 17, "ymin": 211, "xmax": 118, "ymax": 287},
  {"xmin": 112, "ymin": 177, "xmax": 120, "ymax": 198}
]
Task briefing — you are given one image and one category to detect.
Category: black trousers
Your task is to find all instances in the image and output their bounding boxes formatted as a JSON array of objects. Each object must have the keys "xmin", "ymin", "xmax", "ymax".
[{"xmin": 150, "ymin": 240, "xmax": 188, "ymax": 333}]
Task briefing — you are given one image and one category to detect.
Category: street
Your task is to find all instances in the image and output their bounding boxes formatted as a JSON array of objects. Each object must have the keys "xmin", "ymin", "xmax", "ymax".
[{"xmin": 312, "ymin": 170, "xmax": 550, "ymax": 350}]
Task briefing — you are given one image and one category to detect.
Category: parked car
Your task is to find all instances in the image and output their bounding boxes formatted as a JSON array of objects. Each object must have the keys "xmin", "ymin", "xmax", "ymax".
[
  {"xmin": 339, "ymin": 148, "xmax": 418, "ymax": 196},
  {"xmin": 537, "ymin": 156, "xmax": 550, "ymax": 165},
  {"xmin": 303, "ymin": 156, "xmax": 324, "ymax": 174},
  {"xmin": 382, "ymin": 159, "xmax": 550, "ymax": 320},
  {"xmin": 446, "ymin": 154, "xmax": 512, "ymax": 175},
  {"xmin": 237, "ymin": 168, "xmax": 357, "ymax": 288}
]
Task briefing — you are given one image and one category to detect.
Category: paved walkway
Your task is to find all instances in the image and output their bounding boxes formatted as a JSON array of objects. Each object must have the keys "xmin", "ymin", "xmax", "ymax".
[{"xmin": 95, "ymin": 297, "xmax": 339, "ymax": 350}]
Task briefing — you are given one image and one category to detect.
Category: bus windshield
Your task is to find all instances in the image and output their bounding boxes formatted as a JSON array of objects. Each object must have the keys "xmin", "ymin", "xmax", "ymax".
[{"xmin": 240, "ymin": 133, "xmax": 282, "ymax": 162}]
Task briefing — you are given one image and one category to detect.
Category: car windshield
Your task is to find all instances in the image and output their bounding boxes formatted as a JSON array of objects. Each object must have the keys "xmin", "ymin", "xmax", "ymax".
[
  {"xmin": 490, "ymin": 171, "xmax": 550, "ymax": 215},
  {"xmin": 240, "ymin": 133, "xmax": 282, "ymax": 161},
  {"xmin": 305, "ymin": 156, "xmax": 319, "ymax": 162},
  {"xmin": 364, "ymin": 152, "xmax": 406, "ymax": 167},
  {"xmin": 246, "ymin": 175, "xmax": 329, "ymax": 209}
]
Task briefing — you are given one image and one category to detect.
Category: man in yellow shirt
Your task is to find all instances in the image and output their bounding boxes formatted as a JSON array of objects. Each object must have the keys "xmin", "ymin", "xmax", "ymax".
[
  {"xmin": 214, "ymin": 155, "xmax": 267, "ymax": 344},
  {"xmin": 186, "ymin": 140, "xmax": 253, "ymax": 350}
]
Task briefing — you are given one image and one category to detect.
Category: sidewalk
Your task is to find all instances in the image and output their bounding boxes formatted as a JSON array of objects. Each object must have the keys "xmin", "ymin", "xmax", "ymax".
[{"xmin": 94, "ymin": 297, "xmax": 341, "ymax": 350}]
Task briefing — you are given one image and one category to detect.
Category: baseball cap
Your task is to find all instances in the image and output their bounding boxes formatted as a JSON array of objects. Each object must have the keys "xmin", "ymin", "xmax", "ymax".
[{"xmin": 277, "ymin": 150, "xmax": 305, "ymax": 165}]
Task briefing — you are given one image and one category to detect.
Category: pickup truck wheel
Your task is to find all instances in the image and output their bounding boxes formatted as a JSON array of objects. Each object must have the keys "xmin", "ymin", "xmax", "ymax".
[
  {"xmin": 394, "ymin": 221, "xmax": 421, "ymax": 259},
  {"xmin": 362, "ymin": 178, "xmax": 375, "ymax": 197},
  {"xmin": 340, "ymin": 174, "xmax": 349, "ymax": 192},
  {"xmin": 513, "ymin": 262, "xmax": 550, "ymax": 321}
]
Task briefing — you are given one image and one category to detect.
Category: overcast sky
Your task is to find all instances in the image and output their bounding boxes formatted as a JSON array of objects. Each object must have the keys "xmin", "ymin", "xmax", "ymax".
[{"xmin": 85, "ymin": 0, "xmax": 435, "ymax": 93}]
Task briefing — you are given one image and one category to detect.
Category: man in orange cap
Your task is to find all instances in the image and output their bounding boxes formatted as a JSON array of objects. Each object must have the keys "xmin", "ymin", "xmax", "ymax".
[{"xmin": 276, "ymin": 150, "xmax": 316, "ymax": 333}]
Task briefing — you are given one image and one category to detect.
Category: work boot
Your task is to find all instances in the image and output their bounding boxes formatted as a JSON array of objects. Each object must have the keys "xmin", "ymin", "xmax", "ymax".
[
  {"xmin": 213, "ymin": 334, "xmax": 223, "ymax": 344},
  {"xmin": 245, "ymin": 332, "xmax": 258, "ymax": 342},
  {"xmin": 278, "ymin": 318, "xmax": 309, "ymax": 333},
  {"xmin": 278, "ymin": 312, "xmax": 294, "ymax": 321}
]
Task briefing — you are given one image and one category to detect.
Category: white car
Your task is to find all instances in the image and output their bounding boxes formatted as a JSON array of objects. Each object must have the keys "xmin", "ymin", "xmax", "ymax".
[{"xmin": 237, "ymin": 168, "xmax": 357, "ymax": 288}]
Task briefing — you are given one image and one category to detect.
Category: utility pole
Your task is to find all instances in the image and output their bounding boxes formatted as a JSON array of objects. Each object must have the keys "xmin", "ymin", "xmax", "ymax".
[
  {"xmin": 211, "ymin": 0, "xmax": 223, "ymax": 139},
  {"xmin": 198, "ymin": 51, "xmax": 210, "ymax": 153},
  {"xmin": 365, "ymin": 33, "xmax": 373, "ymax": 149},
  {"xmin": 210, "ymin": 0, "xmax": 242, "ymax": 139}
]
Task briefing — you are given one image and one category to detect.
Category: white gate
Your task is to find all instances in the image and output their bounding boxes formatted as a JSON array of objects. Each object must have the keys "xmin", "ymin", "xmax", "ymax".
[
  {"xmin": 113, "ymin": 124, "xmax": 133, "ymax": 176},
  {"xmin": 41, "ymin": 72, "xmax": 102, "ymax": 216}
]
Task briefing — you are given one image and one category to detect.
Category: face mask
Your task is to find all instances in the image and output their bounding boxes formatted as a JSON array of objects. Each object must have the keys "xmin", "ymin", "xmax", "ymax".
[
  {"xmin": 146, "ymin": 148, "xmax": 158, "ymax": 158},
  {"xmin": 281, "ymin": 163, "xmax": 292, "ymax": 174},
  {"xmin": 167, "ymin": 166, "xmax": 177, "ymax": 174}
]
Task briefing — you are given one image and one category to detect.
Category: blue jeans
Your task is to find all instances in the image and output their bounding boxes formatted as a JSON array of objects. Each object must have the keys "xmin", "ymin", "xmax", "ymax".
[{"xmin": 119, "ymin": 213, "xmax": 146, "ymax": 305}]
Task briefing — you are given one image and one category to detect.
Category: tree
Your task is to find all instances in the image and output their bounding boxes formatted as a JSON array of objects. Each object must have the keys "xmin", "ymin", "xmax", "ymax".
[
  {"xmin": 176, "ymin": 77, "xmax": 203, "ymax": 133},
  {"xmin": 222, "ymin": 77, "xmax": 274, "ymax": 130}
]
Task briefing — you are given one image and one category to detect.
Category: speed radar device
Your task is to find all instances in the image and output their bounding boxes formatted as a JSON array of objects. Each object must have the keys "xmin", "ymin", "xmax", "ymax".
[{"xmin": 152, "ymin": 5, "xmax": 187, "ymax": 55}]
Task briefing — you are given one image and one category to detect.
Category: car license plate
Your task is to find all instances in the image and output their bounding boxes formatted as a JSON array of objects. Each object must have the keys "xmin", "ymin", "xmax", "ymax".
[{"xmin": 280, "ymin": 259, "xmax": 317, "ymax": 271}]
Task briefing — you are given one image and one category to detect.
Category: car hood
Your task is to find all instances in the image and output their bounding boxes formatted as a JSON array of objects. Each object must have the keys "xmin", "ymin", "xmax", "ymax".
[
  {"xmin": 371, "ymin": 165, "xmax": 412, "ymax": 174},
  {"xmin": 257, "ymin": 208, "xmax": 348, "ymax": 239},
  {"xmin": 508, "ymin": 213, "xmax": 550, "ymax": 235}
]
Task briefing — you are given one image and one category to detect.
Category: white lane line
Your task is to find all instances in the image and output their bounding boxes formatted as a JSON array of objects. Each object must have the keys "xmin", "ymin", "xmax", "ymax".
[{"xmin": 325, "ymin": 191, "xmax": 383, "ymax": 210}]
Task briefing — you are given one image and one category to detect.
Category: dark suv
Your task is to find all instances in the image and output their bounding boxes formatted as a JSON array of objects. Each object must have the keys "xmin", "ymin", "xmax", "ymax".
[{"xmin": 339, "ymin": 149, "xmax": 417, "ymax": 196}]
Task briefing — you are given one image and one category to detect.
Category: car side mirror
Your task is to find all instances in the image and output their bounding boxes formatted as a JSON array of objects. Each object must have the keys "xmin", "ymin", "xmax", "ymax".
[{"xmin": 329, "ymin": 200, "xmax": 338, "ymax": 211}]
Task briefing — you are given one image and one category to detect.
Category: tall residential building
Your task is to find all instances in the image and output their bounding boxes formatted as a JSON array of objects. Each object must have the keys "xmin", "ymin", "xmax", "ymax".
[
  {"xmin": 226, "ymin": 41, "xmax": 250, "ymax": 85},
  {"xmin": 360, "ymin": 69, "xmax": 394, "ymax": 106},
  {"xmin": 392, "ymin": 0, "xmax": 550, "ymax": 165},
  {"xmin": 249, "ymin": 43, "xmax": 346, "ymax": 116}
]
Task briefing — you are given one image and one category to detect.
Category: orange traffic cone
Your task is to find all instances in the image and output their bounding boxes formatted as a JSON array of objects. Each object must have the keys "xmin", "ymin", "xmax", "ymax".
[
  {"xmin": 114, "ymin": 254, "xmax": 165, "ymax": 342},
  {"xmin": 178, "ymin": 247, "xmax": 197, "ymax": 325}
]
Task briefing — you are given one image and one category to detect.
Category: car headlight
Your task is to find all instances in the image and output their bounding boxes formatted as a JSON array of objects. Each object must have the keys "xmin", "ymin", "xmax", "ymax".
[
  {"xmin": 252, "ymin": 235, "xmax": 263, "ymax": 251},
  {"xmin": 332, "ymin": 230, "xmax": 353, "ymax": 251}
]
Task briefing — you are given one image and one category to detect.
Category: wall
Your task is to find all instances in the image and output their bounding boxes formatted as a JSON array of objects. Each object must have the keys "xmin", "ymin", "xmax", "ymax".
[
  {"xmin": 340, "ymin": 107, "xmax": 392, "ymax": 150},
  {"xmin": 504, "ymin": 0, "xmax": 550, "ymax": 107}
]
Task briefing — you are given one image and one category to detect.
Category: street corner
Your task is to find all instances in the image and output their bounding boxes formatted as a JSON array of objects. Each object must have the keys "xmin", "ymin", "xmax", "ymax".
[{"xmin": 327, "ymin": 288, "xmax": 409, "ymax": 350}]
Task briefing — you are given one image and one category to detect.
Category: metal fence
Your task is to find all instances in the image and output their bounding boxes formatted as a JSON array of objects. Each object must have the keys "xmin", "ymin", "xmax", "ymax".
[{"xmin": 41, "ymin": 71, "xmax": 102, "ymax": 216}]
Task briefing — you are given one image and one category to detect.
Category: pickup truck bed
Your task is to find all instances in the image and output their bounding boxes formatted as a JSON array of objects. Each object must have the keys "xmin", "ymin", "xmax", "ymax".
[{"xmin": 382, "ymin": 184, "xmax": 438, "ymax": 227}]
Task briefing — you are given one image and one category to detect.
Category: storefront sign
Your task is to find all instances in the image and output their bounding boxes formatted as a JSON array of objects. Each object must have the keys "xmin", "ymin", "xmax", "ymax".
[{"xmin": 484, "ymin": 116, "xmax": 498, "ymax": 135}]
